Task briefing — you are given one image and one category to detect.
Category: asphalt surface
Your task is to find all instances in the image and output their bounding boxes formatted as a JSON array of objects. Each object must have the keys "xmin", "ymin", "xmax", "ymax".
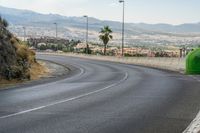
[{"xmin": 0, "ymin": 54, "xmax": 200, "ymax": 133}]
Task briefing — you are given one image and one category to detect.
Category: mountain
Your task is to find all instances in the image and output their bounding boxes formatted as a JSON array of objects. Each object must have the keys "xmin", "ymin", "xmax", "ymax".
[
  {"xmin": 0, "ymin": 5, "xmax": 144, "ymax": 35},
  {"xmin": 1, "ymin": 5, "xmax": 200, "ymax": 34},
  {"xmin": 1, "ymin": 5, "xmax": 200, "ymax": 46},
  {"xmin": 134, "ymin": 23, "xmax": 200, "ymax": 33}
]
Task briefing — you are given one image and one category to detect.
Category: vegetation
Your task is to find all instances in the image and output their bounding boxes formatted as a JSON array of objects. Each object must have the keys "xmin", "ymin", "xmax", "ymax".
[
  {"xmin": 0, "ymin": 16, "xmax": 37, "ymax": 80},
  {"xmin": 99, "ymin": 26, "xmax": 113, "ymax": 55},
  {"xmin": 35, "ymin": 39, "xmax": 80, "ymax": 53},
  {"xmin": 0, "ymin": 16, "xmax": 9, "ymax": 28}
]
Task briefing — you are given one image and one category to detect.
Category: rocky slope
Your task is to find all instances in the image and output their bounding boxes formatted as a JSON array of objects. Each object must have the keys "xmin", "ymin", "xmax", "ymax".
[{"xmin": 0, "ymin": 16, "xmax": 36, "ymax": 80}]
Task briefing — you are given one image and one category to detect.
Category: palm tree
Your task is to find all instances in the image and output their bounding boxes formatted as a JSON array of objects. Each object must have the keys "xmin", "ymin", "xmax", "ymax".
[{"xmin": 99, "ymin": 26, "xmax": 113, "ymax": 55}]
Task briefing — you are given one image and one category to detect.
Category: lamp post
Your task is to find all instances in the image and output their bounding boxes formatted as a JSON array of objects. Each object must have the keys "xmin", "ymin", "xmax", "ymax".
[
  {"xmin": 83, "ymin": 15, "xmax": 89, "ymax": 54},
  {"xmin": 53, "ymin": 22, "xmax": 58, "ymax": 38},
  {"xmin": 23, "ymin": 26, "xmax": 26, "ymax": 41},
  {"xmin": 53, "ymin": 22, "xmax": 58, "ymax": 51},
  {"xmin": 119, "ymin": 0, "xmax": 125, "ymax": 57}
]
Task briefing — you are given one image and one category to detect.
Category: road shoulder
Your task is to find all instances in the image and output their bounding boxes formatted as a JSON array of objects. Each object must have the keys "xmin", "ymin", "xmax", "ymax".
[{"xmin": 0, "ymin": 60, "xmax": 70, "ymax": 91}]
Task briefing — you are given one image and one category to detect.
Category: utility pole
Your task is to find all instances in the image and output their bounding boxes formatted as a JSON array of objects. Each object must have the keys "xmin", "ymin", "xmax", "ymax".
[
  {"xmin": 83, "ymin": 15, "xmax": 89, "ymax": 54},
  {"xmin": 119, "ymin": 0, "xmax": 125, "ymax": 57}
]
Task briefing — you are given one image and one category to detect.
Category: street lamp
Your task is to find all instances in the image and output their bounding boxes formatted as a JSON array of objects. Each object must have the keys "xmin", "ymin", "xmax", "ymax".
[
  {"xmin": 53, "ymin": 22, "xmax": 58, "ymax": 39},
  {"xmin": 53, "ymin": 22, "xmax": 58, "ymax": 51},
  {"xmin": 119, "ymin": 0, "xmax": 125, "ymax": 56},
  {"xmin": 83, "ymin": 15, "xmax": 89, "ymax": 54},
  {"xmin": 23, "ymin": 26, "xmax": 26, "ymax": 41}
]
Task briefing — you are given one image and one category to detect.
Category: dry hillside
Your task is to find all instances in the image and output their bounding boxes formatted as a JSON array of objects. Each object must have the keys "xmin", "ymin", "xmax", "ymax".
[{"xmin": 0, "ymin": 16, "xmax": 42, "ymax": 81}]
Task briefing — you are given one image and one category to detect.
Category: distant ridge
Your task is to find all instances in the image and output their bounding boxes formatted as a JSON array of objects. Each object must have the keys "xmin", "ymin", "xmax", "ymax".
[{"xmin": 0, "ymin": 5, "xmax": 200, "ymax": 33}]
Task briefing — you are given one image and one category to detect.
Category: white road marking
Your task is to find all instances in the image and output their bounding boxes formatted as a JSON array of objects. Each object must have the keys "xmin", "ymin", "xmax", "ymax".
[
  {"xmin": 188, "ymin": 75, "xmax": 200, "ymax": 82},
  {"xmin": 183, "ymin": 76, "xmax": 200, "ymax": 133},
  {"xmin": 0, "ymin": 72, "xmax": 128, "ymax": 119},
  {"xmin": 183, "ymin": 111, "xmax": 200, "ymax": 133}
]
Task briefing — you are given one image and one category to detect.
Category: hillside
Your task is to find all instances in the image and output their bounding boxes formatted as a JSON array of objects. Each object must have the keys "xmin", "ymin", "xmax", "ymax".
[
  {"xmin": 0, "ymin": 16, "xmax": 36, "ymax": 80},
  {"xmin": 0, "ymin": 5, "xmax": 200, "ymax": 47},
  {"xmin": 1, "ymin": 5, "xmax": 200, "ymax": 34}
]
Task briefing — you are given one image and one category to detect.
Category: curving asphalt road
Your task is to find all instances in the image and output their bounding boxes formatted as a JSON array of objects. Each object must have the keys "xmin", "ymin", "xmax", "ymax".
[{"xmin": 0, "ymin": 54, "xmax": 200, "ymax": 133}]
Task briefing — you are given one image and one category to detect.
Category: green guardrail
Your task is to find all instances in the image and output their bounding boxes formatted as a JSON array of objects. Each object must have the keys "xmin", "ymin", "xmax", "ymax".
[{"xmin": 186, "ymin": 48, "xmax": 200, "ymax": 74}]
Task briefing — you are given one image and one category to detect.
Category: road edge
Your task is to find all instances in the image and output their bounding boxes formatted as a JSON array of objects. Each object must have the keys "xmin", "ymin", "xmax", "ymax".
[
  {"xmin": 37, "ymin": 52, "xmax": 200, "ymax": 133},
  {"xmin": 0, "ymin": 59, "xmax": 76, "ymax": 91}
]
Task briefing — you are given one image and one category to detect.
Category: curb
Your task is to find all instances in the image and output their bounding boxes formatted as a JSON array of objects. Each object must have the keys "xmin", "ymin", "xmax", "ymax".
[{"xmin": 183, "ymin": 111, "xmax": 200, "ymax": 133}]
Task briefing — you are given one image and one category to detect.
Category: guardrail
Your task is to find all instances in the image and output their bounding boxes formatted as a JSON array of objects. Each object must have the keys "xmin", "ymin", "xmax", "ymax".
[{"xmin": 37, "ymin": 52, "xmax": 185, "ymax": 73}]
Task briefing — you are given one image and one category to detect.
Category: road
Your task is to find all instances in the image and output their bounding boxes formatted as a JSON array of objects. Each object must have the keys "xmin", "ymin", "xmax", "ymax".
[{"xmin": 0, "ymin": 54, "xmax": 200, "ymax": 133}]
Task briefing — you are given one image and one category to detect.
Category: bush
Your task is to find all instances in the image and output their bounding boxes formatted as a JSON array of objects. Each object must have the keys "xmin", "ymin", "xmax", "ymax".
[
  {"xmin": 3, "ymin": 66, "xmax": 23, "ymax": 80},
  {"xmin": 39, "ymin": 44, "xmax": 47, "ymax": 50},
  {"xmin": 0, "ymin": 17, "xmax": 36, "ymax": 80},
  {"xmin": 16, "ymin": 45, "xmax": 29, "ymax": 60},
  {"xmin": 2, "ymin": 19, "xmax": 8, "ymax": 27}
]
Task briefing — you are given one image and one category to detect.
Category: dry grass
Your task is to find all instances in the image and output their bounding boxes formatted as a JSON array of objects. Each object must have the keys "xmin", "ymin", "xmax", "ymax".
[
  {"xmin": 30, "ymin": 61, "xmax": 49, "ymax": 80},
  {"xmin": 0, "ymin": 78, "xmax": 23, "ymax": 88},
  {"xmin": 0, "ymin": 61, "xmax": 49, "ymax": 88}
]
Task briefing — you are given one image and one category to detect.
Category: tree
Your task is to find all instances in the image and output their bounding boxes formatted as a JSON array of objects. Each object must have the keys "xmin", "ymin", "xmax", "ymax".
[
  {"xmin": 99, "ymin": 26, "xmax": 113, "ymax": 55},
  {"xmin": 0, "ymin": 16, "xmax": 9, "ymax": 27},
  {"xmin": 39, "ymin": 44, "xmax": 47, "ymax": 50}
]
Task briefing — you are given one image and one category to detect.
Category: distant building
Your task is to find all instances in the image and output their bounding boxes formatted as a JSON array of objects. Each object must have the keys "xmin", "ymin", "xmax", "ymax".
[{"xmin": 27, "ymin": 37, "xmax": 70, "ymax": 48}]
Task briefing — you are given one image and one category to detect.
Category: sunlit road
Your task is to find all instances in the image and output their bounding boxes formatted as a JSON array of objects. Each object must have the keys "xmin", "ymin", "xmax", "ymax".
[{"xmin": 0, "ymin": 54, "xmax": 200, "ymax": 133}]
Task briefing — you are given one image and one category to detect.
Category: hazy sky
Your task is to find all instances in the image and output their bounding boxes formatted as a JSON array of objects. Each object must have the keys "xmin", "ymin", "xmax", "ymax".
[{"xmin": 0, "ymin": 0, "xmax": 199, "ymax": 24}]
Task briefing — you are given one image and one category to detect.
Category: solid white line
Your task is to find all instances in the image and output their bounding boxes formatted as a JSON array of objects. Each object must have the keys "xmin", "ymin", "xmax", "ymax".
[
  {"xmin": 183, "ymin": 111, "xmax": 200, "ymax": 133},
  {"xmin": 0, "ymin": 72, "xmax": 128, "ymax": 119},
  {"xmin": 189, "ymin": 75, "xmax": 200, "ymax": 82},
  {"xmin": 183, "ymin": 76, "xmax": 200, "ymax": 133}
]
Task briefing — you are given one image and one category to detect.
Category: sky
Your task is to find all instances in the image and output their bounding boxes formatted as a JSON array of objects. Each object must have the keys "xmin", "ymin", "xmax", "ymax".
[{"xmin": 0, "ymin": 0, "xmax": 200, "ymax": 25}]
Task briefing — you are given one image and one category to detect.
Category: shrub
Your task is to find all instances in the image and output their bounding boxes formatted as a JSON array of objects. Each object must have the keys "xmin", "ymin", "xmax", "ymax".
[
  {"xmin": 2, "ymin": 66, "xmax": 23, "ymax": 80},
  {"xmin": 2, "ymin": 19, "xmax": 9, "ymax": 27},
  {"xmin": 0, "ymin": 17, "xmax": 36, "ymax": 80}
]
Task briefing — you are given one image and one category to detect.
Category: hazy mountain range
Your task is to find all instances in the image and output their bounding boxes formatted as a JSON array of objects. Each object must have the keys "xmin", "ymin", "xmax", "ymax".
[
  {"xmin": 1, "ymin": 5, "xmax": 200, "ymax": 46},
  {"xmin": 1, "ymin": 5, "xmax": 200, "ymax": 34}
]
